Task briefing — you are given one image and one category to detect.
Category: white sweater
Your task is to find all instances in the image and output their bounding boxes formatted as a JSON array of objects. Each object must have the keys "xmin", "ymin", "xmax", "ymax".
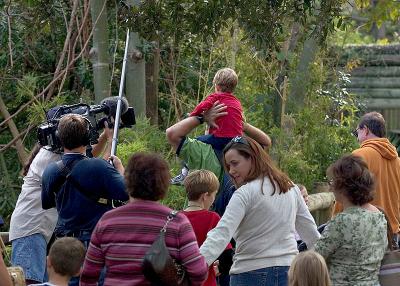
[{"xmin": 200, "ymin": 177, "xmax": 320, "ymax": 274}]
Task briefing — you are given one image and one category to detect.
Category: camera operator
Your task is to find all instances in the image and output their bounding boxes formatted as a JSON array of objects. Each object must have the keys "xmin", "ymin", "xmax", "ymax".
[
  {"xmin": 41, "ymin": 114, "xmax": 127, "ymax": 286},
  {"xmin": 9, "ymin": 118, "xmax": 114, "ymax": 285},
  {"xmin": 41, "ymin": 114, "xmax": 127, "ymax": 241}
]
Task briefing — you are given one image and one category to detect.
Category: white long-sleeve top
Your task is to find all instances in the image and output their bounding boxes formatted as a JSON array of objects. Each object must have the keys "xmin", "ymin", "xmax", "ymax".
[
  {"xmin": 200, "ymin": 177, "xmax": 320, "ymax": 274},
  {"xmin": 9, "ymin": 148, "xmax": 60, "ymax": 243}
]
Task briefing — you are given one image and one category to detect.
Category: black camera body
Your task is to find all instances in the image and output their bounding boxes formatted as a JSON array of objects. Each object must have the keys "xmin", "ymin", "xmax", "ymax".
[{"xmin": 38, "ymin": 102, "xmax": 135, "ymax": 152}]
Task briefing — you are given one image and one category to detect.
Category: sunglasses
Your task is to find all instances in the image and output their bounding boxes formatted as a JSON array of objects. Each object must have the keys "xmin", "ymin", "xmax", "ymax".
[{"xmin": 223, "ymin": 136, "xmax": 249, "ymax": 152}]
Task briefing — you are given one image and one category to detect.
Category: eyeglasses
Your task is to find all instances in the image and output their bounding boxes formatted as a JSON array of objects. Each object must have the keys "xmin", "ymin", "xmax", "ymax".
[
  {"xmin": 223, "ymin": 136, "xmax": 249, "ymax": 152},
  {"xmin": 352, "ymin": 128, "xmax": 359, "ymax": 137},
  {"xmin": 352, "ymin": 126, "xmax": 364, "ymax": 138}
]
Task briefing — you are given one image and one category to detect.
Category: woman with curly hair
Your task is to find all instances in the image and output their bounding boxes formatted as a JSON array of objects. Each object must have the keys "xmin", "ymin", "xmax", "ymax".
[
  {"xmin": 80, "ymin": 152, "xmax": 207, "ymax": 286},
  {"xmin": 314, "ymin": 154, "xmax": 387, "ymax": 286}
]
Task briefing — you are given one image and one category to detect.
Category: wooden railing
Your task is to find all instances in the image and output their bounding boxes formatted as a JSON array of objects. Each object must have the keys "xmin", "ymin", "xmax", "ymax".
[
  {"xmin": 1, "ymin": 188, "xmax": 336, "ymax": 246},
  {"xmin": 308, "ymin": 190, "xmax": 335, "ymax": 226},
  {"xmin": 1, "ymin": 232, "xmax": 9, "ymax": 245}
]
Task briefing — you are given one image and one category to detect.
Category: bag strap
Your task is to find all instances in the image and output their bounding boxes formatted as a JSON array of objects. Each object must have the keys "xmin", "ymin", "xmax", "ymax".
[
  {"xmin": 55, "ymin": 159, "xmax": 114, "ymax": 207},
  {"xmin": 56, "ymin": 158, "xmax": 82, "ymax": 180},
  {"xmin": 160, "ymin": 210, "xmax": 178, "ymax": 233}
]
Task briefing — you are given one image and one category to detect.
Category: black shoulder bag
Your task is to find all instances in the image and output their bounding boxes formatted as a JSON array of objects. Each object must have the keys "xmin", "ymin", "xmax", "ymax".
[{"xmin": 142, "ymin": 210, "xmax": 189, "ymax": 286}]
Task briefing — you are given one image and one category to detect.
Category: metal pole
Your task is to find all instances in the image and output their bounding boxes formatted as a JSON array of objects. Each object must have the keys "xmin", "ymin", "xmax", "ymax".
[{"xmin": 111, "ymin": 29, "xmax": 130, "ymax": 157}]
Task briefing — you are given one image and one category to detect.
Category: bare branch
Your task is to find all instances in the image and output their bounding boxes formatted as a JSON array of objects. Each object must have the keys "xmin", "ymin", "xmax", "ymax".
[
  {"xmin": 46, "ymin": 0, "xmax": 80, "ymax": 100},
  {"xmin": 6, "ymin": 0, "xmax": 13, "ymax": 67},
  {"xmin": 0, "ymin": 125, "xmax": 35, "ymax": 154},
  {"xmin": 0, "ymin": 96, "xmax": 29, "ymax": 162},
  {"xmin": 0, "ymin": 0, "xmax": 107, "ymax": 130}
]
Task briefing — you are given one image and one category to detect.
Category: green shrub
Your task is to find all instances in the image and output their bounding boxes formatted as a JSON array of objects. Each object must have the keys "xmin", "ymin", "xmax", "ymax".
[
  {"xmin": 270, "ymin": 71, "xmax": 360, "ymax": 193},
  {"xmin": 117, "ymin": 117, "xmax": 186, "ymax": 210}
]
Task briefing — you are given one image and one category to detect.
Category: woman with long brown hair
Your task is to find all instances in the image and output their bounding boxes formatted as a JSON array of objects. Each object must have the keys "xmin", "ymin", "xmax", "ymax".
[{"xmin": 200, "ymin": 136, "xmax": 320, "ymax": 286}]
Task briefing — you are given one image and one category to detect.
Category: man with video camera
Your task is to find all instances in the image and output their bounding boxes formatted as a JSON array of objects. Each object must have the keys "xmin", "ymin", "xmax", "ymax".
[
  {"xmin": 10, "ymin": 115, "xmax": 116, "ymax": 286},
  {"xmin": 41, "ymin": 114, "xmax": 128, "ymax": 247}
]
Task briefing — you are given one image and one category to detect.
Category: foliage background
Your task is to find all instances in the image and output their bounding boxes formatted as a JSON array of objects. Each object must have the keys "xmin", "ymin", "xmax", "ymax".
[{"xmin": 0, "ymin": 0, "xmax": 399, "ymax": 229}]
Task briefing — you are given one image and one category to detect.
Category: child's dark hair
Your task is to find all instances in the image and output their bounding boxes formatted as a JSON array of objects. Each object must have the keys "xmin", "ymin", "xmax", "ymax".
[
  {"xmin": 184, "ymin": 170, "xmax": 219, "ymax": 201},
  {"xmin": 49, "ymin": 237, "xmax": 85, "ymax": 277}
]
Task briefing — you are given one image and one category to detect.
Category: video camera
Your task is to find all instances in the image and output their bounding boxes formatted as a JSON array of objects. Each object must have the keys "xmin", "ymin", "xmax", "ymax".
[{"xmin": 37, "ymin": 97, "xmax": 135, "ymax": 152}]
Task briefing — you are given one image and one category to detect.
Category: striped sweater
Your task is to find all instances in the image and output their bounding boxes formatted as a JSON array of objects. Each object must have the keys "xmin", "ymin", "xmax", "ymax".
[{"xmin": 80, "ymin": 200, "xmax": 208, "ymax": 286}]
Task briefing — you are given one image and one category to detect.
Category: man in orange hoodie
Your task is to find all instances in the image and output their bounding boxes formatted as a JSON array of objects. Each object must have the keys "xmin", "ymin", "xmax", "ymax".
[{"xmin": 334, "ymin": 112, "xmax": 400, "ymax": 240}]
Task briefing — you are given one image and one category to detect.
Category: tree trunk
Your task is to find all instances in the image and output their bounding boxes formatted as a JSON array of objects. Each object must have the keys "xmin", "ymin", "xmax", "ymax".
[
  {"xmin": 272, "ymin": 22, "xmax": 301, "ymax": 126},
  {"xmin": 125, "ymin": 0, "xmax": 146, "ymax": 117},
  {"xmin": 89, "ymin": 0, "xmax": 111, "ymax": 103},
  {"xmin": 289, "ymin": 36, "xmax": 318, "ymax": 110},
  {"xmin": 126, "ymin": 32, "xmax": 146, "ymax": 117},
  {"xmin": 228, "ymin": 21, "xmax": 239, "ymax": 69},
  {"xmin": 0, "ymin": 96, "xmax": 28, "ymax": 164},
  {"xmin": 146, "ymin": 43, "xmax": 160, "ymax": 124}
]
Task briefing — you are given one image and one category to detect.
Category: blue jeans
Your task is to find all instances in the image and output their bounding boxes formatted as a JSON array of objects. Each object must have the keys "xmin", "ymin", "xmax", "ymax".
[
  {"xmin": 11, "ymin": 233, "xmax": 48, "ymax": 283},
  {"xmin": 196, "ymin": 134, "xmax": 232, "ymax": 152},
  {"xmin": 230, "ymin": 266, "xmax": 289, "ymax": 286}
]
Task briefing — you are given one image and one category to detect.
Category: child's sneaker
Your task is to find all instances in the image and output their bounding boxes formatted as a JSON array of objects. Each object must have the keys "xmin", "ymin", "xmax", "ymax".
[
  {"xmin": 171, "ymin": 166, "xmax": 189, "ymax": 185},
  {"xmin": 171, "ymin": 173, "xmax": 186, "ymax": 185}
]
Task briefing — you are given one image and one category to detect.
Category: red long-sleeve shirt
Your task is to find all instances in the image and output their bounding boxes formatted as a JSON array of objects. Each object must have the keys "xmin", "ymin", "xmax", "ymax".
[
  {"xmin": 190, "ymin": 92, "xmax": 243, "ymax": 138},
  {"xmin": 80, "ymin": 200, "xmax": 208, "ymax": 286},
  {"xmin": 183, "ymin": 210, "xmax": 232, "ymax": 286}
]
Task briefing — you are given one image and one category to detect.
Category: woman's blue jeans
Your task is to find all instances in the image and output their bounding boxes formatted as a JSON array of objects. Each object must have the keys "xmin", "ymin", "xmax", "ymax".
[{"xmin": 230, "ymin": 266, "xmax": 289, "ymax": 286}]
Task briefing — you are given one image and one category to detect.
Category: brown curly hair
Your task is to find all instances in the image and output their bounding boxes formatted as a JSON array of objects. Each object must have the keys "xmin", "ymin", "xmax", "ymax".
[
  {"xmin": 327, "ymin": 154, "xmax": 375, "ymax": 206},
  {"xmin": 125, "ymin": 152, "xmax": 170, "ymax": 201}
]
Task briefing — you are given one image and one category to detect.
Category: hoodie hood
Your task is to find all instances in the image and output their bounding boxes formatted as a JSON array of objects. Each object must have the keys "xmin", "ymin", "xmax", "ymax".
[{"xmin": 361, "ymin": 138, "xmax": 398, "ymax": 160}]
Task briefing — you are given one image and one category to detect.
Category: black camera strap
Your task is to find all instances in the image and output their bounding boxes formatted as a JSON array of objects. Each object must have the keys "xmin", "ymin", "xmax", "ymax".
[{"xmin": 55, "ymin": 159, "xmax": 114, "ymax": 207}]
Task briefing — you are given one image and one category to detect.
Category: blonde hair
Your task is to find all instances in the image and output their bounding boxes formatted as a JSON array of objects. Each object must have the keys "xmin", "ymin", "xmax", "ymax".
[
  {"xmin": 183, "ymin": 169, "xmax": 219, "ymax": 201},
  {"xmin": 289, "ymin": 251, "xmax": 331, "ymax": 286},
  {"xmin": 213, "ymin": 68, "xmax": 238, "ymax": 93}
]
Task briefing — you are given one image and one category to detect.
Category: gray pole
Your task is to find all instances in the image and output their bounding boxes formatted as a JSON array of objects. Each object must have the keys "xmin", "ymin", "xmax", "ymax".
[{"xmin": 111, "ymin": 29, "xmax": 130, "ymax": 156}]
